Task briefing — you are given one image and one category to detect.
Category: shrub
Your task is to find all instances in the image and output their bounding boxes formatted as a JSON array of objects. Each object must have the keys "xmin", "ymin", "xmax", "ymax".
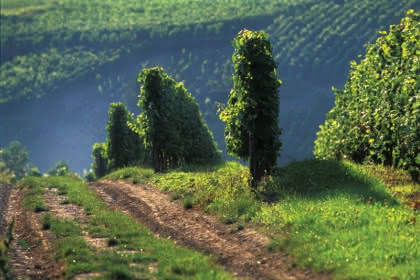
[
  {"xmin": 0, "ymin": 141, "xmax": 29, "ymax": 180},
  {"xmin": 314, "ymin": 10, "xmax": 420, "ymax": 182},
  {"xmin": 47, "ymin": 160, "xmax": 70, "ymax": 176}
]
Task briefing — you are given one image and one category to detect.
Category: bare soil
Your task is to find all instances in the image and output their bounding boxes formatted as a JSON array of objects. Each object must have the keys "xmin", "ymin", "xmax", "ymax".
[
  {"xmin": 0, "ymin": 184, "xmax": 12, "ymax": 236},
  {"xmin": 5, "ymin": 187, "xmax": 65, "ymax": 280},
  {"xmin": 90, "ymin": 180, "xmax": 329, "ymax": 280}
]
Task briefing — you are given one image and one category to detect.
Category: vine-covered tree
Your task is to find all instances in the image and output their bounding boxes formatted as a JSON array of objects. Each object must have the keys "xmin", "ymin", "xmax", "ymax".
[
  {"xmin": 314, "ymin": 10, "xmax": 420, "ymax": 182},
  {"xmin": 106, "ymin": 102, "xmax": 146, "ymax": 170},
  {"xmin": 91, "ymin": 143, "xmax": 108, "ymax": 179},
  {"xmin": 89, "ymin": 102, "xmax": 147, "ymax": 178},
  {"xmin": 131, "ymin": 66, "xmax": 220, "ymax": 172},
  {"xmin": 219, "ymin": 29, "xmax": 282, "ymax": 187}
]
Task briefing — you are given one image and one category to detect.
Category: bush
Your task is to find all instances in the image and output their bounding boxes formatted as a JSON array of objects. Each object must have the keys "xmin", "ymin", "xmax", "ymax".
[
  {"xmin": 47, "ymin": 160, "xmax": 70, "ymax": 176},
  {"xmin": 0, "ymin": 141, "xmax": 29, "ymax": 180},
  {"xmin": 314, "ymin": 10, "xmax": 420, "ymax": 182}
]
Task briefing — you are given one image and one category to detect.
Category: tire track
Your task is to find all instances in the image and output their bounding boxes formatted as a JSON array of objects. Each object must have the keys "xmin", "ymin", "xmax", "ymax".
[
  {"xmin": 6, "ymin": 187, "xmax": 65, "ymax": 280},
  {"xmin": 0, "ymin": 184, "xmax": 12, "ymax": 236},
  {"xmin": 90, "ymin": 180, "xmax": 328, "ymax": 280}
]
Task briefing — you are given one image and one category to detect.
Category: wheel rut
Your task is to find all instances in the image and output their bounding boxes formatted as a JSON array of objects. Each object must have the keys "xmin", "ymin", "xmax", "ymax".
[
  {"xmin": 90, "ymin": 180, "xmax": 327, "ymax": 280},
  {"xmin": 5, "ymin": 187, "xmax": 65, "ymax": 280}
]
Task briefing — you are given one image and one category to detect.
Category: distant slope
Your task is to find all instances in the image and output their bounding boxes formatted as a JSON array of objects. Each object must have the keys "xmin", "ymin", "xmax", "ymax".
[
  {"xmin": 0, "ymin": 0, "xmax": 290, "ymax": 103},
  {"xmin": 269, "ymin": 0, "xmax": 419, "ymax": 85},
  {"xmin": 2, "ymin": 0, "xmax": 417, "ymax": 104}
]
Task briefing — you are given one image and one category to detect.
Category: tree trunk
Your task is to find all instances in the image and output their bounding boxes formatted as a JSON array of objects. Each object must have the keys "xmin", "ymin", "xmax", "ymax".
[
  {"xmin": 152, "ymin": 144, "xmax": 164, "ymax": 172},
  {"xmin": 249, "ymin": 122, "xmax": 258, "ymax": 188},
  {"xmin": 152, "ymin": 144, "xmax": 158, "ymax": 172}
]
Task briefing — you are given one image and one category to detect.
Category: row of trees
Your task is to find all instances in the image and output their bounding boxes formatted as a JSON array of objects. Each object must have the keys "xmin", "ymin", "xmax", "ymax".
[
  {"xmin": 130, "ymin": 67, "xmax": 220, "ymax": 171},
  {"xmin": 93, "ymin": 11, "xmax": 420, "ymax": 187},
  {"xmin": 92, "ymin": 29, "xmax": 283, "ymax": 187},
  {"xmin": 91, "ymin": 72, "xmax": 222, "ymax": 178}
]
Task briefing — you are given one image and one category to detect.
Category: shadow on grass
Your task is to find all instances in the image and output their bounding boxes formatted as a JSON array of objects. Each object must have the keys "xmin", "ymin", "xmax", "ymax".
[{"xmin": 263, "ymin": 159, "xmax": 398, "ymax": 205}]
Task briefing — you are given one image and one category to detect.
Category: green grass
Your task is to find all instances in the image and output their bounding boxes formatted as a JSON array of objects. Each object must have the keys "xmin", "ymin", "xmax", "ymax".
[
  {"xmin": 0, "ymin": 174, "xmax": 11, "ymax": 184},
  {"xmin": 19, "ymin": 176, "xmax": 48, "ymax": 212},
  {"xmin": 20, "ymin": 175, "xmax": 233, "ymax": 279},
  {"xmin": 106, "ymin": 161, "xmax": 259, "ymax": 224},
  {"xmin": 0, "ymin": 164, "xmax": 12, "ymax": 184},
  {"xmin": 255, "ymin": 161, "xmax": 419, "ymax": 279},
  {"xmin": 107, "ymin": 160, "xmax": 420, "ymax": 280}
]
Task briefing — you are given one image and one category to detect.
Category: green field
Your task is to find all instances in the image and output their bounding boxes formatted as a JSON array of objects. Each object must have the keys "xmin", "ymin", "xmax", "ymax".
[{"xmin": 106, "ymin": 160, "xmax": 420, "ymax": 280}]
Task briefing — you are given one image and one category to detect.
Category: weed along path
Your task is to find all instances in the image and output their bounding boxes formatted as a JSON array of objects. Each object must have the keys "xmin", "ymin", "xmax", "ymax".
[{"xmin": 90, "ymin": 179, "xmax": 325, "ymax": 280}]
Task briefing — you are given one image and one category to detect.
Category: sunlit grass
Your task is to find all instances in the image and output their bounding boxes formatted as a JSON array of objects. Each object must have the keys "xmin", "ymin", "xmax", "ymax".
[
  {"xmin": 107, "ymin": 161, "xmax": 258, "ymax": 224},
  {"xmin": 108, "ymin": 159, "xmax": 420, "ymax": 279},
  {"xmin": 20, "ymin": 176, "xmax": 48, "ymax": 212},
  {"xmin": 0, "ymin": 172, "xmax": 11, "ymax": 184}
]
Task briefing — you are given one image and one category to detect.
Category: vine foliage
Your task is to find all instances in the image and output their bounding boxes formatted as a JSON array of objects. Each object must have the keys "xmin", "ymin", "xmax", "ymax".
[
  {"xmin": 314, "ymin": 10, "xmax": 420, "ymax": 182},
  {"xmin": 91, "ymin": 143, "xmax": 108, "ymax": 179},
  {"xmin": 131, "ymin": 66, "xmax": 220, "ymax": 172},
  {"xmin": 219, "ymin": 29, "xmax": 282, "ymax": 187},
  {"xmin": 106, "ymin": 102, "xmax": 146, "ymax": 170},
  {"xmin": 91, "ymin": 102, "xmax": 148, "ymax": 179}
]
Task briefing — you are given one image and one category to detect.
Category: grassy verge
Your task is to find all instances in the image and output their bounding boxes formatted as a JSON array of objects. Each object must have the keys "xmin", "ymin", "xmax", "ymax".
[
  {"xmin": 106, "ymin": 160, "xmax": 420, "ymax": 280},
  {"xmin": 20, "ymin": 175, "xmax": 233, "ymax": 279},
  {"xmin": 0, "ymin": 172, "xmax": 11, "ymax": 184}
]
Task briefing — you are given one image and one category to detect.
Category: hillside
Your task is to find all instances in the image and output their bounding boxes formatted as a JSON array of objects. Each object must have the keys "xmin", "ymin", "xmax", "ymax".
[{"xmin": 0, "ymin": 0, "xmax": 418, "ymax": 172}]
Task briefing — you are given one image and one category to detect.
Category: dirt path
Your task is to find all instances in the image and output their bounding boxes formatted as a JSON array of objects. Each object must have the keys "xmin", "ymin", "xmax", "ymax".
[
  {"xmin": 5, "ymin": 187, "xmax": 65, "ymax": 279},
  {"xmin": 90, "ymin": 180, "xmax": 328, "ymax": 280},
  {"xmin": 0, "ymin": 184, "xmax": 13, "ymax": 236}
]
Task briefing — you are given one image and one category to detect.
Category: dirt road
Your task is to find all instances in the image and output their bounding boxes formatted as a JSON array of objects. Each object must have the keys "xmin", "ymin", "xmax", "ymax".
[
  {"xmin": 1, "ymin": 179, "xmax": 328, "ymax": 279},
  {"xmin": 90, "ymin": 180, "xmax": 327, "ymax": 280},
  {"xmin": 0, "ymin": 184, "xmax": 12, "ymax": 236},
  {"xmin": 4, "ymin": 187, "xmax": 65, "ymax": 279}
]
